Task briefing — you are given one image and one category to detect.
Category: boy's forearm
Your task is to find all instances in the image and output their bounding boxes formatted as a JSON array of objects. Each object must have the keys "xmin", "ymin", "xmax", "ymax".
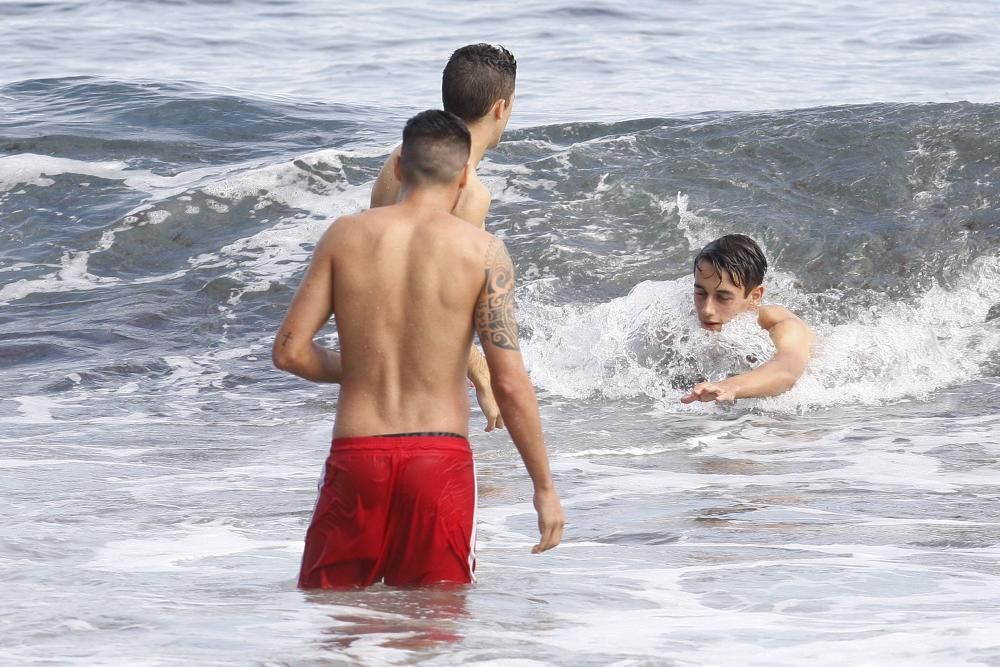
[{"xmin": 722, "ymin": 362, "xmax": 796, "ymax": 399}]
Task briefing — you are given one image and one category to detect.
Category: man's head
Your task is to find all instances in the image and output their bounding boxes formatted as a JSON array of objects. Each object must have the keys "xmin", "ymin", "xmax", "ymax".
[
  {"xmin": 442, "ymin": 43, "xmax": 516, "ymax": 147},
  {"xmin": 692, "ymin": 234, "xmax": 767, "ymax": 331},
  {"xmin": 397, "ymin": 109, "xmax": 471, "ymax": 190}
]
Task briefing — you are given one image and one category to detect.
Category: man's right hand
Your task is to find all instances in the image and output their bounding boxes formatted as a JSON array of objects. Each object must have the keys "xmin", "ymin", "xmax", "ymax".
[{"xmin": 532, "ymin": 487, "xmax": 565, "ymax": 554}]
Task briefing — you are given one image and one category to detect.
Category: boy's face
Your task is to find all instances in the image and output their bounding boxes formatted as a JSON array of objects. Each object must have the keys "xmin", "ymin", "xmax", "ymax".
[{"xmin": 693, "ymin": 261, "xmax": 763, "ymax": 331}]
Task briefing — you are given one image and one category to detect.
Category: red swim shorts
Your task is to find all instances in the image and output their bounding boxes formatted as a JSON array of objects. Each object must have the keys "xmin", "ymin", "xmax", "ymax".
[{"xmin": 298, "ymin": 433, "xmax": 477, "ymax": 588}]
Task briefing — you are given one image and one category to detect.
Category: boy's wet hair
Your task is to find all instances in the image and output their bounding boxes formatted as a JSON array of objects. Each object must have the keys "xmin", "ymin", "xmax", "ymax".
[
  {"xmin": 694, "ymin": 234, "xmax": 768, "ymax": 295},
  {"xmin": 442, "ymin": 43, "xmax": 517, "ymax": 123},
  {"xmin": 400, "ymin": 109, "xmax": 471, "ymax": 186}
]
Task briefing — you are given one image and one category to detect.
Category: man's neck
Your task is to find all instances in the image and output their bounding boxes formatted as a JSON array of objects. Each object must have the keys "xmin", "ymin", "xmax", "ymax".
[
  {"xmin": 465, "ymin": 120, "xmax": 494, "ymax": 167},
  {"xmin": 399, "ymin": 184, "xmax": 461, "ymax": 213}
]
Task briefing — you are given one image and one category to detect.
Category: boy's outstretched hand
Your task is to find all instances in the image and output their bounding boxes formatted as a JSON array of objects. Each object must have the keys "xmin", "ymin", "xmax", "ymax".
[{"xmin": 681, "ymin": 381, "xmax": 737, "ymax": 404}]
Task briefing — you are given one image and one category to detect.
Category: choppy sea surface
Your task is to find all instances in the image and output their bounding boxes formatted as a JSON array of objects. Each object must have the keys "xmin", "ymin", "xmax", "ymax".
[{"xmin": 2, "ymin": 1, "xmax": 1000, "ymax": 665}]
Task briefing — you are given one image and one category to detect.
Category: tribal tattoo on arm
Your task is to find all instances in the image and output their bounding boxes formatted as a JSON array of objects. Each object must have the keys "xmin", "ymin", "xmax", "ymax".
[{"xmin": 476, "ymin": 238, "xmax": 520, "ymax": 351}]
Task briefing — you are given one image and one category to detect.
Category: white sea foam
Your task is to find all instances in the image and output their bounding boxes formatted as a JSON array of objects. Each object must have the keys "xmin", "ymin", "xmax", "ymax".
[
  {"xmin": 0, "ymin": 251, "xmax": 120, "ymax": 304},
  {"xmin": 675, "ymin": 191, "xmax": 723, "ymax": 249},
  {"xmin": 0, "ymin": 152, "xmax": 222, "ymax": 194},
  {"xmin": 4, "ymin": 395, "xmax": 77, "ymax": 423},
  {"xmin": 0, "ymin": 154, "xmax": 131, "ymax": 191},
  {"xmin": 87, "ymin": 522, "xmax": 297, "ymax": 573}
]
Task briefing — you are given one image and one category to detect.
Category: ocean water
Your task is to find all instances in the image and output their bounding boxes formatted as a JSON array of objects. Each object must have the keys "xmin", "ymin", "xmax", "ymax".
[{"xmin": 2, "ymin": 1, "xmax": 1000, "ymax": 665}]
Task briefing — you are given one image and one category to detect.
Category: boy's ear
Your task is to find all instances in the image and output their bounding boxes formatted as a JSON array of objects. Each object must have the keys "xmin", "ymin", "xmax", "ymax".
[
  {"xmin": 750, "ymin": 284, "xmax": 765, "ymax": 305},
  {"xmin": 393, "ymin": 154, "xmax": 403, "ymax": 182},
  {"xmin": 457, "ymin": 163, "xmax": 469, "ymax": 189}
]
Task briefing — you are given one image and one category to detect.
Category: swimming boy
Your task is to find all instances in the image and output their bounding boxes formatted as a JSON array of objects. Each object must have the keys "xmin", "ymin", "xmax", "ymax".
[
  {"xmin": 681, "ymin": 234, "xmax": 814, "ymax": 404},
  {"xmin": 370, "ymin": 43, "xmax": 517, "ymax": 432},
  {"xmin": 273, "ymin": 110, "xmax": 563, "ymax": 588}
]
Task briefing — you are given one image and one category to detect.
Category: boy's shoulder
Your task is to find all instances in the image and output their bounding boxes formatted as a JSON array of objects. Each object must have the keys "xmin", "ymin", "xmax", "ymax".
[
  {"xmin": 757, "ymin": 305, "xmax": 815, "ymax": 349},
  {"xmin": 757, "ymin": 304, "xmax": 801, "ymax": 330}
]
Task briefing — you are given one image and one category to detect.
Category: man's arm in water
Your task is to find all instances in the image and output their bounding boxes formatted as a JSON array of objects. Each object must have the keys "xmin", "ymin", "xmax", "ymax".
[
  {"xmin": 681, "ymin": 306, "xmax": 814, "ymax": 403},
  {"xmin": 371, "ymin": 149, "xmax": 502, "ymax": 429},
  {"xmin": 271, "ymin": 224, "xmax": 342, "ymax": 382},
  {"xmin": 475, "ymin": 237, "xmax": 564, "ymax": 553}
]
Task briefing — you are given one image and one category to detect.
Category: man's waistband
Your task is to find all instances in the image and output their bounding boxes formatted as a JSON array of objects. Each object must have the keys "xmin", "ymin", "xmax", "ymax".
[{"xmin": 331, "ymin": 432, "xmax": 470, "ymax": 453}]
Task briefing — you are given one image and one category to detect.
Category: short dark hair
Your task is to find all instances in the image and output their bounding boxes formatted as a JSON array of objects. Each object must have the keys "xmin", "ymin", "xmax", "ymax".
[
  {"xmin": 442, "ymin": 43, "xmax": 517, "ymax": 123},
  {"xmin": 693, "ymin": 234, "xmax": 768, "ymax": 295},
  {"xmin": 400, "ymin": 109, "xmax": 471, "ymax": 186}
]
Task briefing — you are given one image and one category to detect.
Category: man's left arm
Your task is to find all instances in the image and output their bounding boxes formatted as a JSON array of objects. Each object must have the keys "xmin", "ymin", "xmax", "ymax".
[
  {"xmin": 457, "ymin": 182, "xmax": 505, "ymax": 428},
  {"xmin": 681, "ymin": 307, "xmax": 814, "ymax": 403},
  {"xmin": 272, "ymin": 225, "xmax": 342, "ymax": 383},
  {"xmin": 454, "ymin": 181, "xmax": 491, "ymax": 231}
]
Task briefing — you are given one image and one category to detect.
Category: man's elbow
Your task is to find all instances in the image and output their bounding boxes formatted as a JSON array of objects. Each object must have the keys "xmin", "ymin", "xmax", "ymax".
[
  {"xmin": 272, "ymin": 341, "xmax": 301, "ymax": 373},
  {"xmin": 491, "ymin": 372, "xmax": 531, "ymax": 405}
]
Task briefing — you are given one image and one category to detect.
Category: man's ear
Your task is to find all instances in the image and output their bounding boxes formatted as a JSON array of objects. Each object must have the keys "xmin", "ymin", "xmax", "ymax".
[
  {"xmin": 457, "ymin": 163, "xmax": 469, "ymax": 189},
  {"xmin": 750, "ymin": 284, "xmax": 764, "ymax": 306},
  {"xmin": 491, "ymin": 97, "xmax": 507, "ymax": 120},
  {"xmin": 393, "ymin": 154, "xmax": 403, "ymax": 182}
]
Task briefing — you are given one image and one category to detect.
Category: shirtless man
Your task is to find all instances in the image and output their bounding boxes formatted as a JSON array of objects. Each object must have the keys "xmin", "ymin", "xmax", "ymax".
[
  {"xmin": 273, "ymin": 110, "xmax": 563, "ymax": 588},
  {"xmin": 370, "ymin": 43, "xmax": 517, "ymax": 432},
  {"xmin": 681, "ymin": 234, "xmax": 814, "ymax": 404}
]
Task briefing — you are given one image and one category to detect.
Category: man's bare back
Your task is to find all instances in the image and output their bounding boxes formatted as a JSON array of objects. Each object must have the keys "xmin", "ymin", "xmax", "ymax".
[
  {"xmin": 370, "ymin": 145, "xmax": 499, "ymax": 430},
  {"xmin": 313, "ymin": 203, "xmax": 495, "ymax": 437}
]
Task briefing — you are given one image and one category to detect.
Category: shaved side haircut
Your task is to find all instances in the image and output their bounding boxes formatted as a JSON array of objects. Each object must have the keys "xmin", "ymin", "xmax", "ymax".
[{"xmin": 399, "ymin": 109, "xmax": 472, "ymax": 186}]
